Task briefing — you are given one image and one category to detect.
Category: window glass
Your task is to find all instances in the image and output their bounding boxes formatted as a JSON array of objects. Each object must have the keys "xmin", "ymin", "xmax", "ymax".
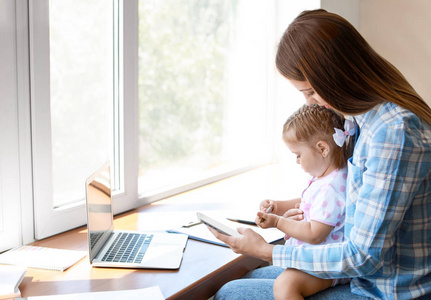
[
  {"xmin": 49, "ymin": 0, "xmax": 114, "ymax": 207},
  {"xmin": 138, "ymin": 0, "xmax": 270, "ymax": 194}
]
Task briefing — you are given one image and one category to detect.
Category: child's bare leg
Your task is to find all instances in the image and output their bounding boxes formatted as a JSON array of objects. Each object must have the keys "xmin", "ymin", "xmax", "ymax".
[{"xmin": 273, "ymin": 268, "xmax": 333, "ymax": 300}]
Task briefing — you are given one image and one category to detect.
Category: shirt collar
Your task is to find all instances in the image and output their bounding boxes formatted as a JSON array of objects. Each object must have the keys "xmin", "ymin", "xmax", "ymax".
[{"xmin": 348, "ymin": 102, "xmax": 385, "ymax": 130}]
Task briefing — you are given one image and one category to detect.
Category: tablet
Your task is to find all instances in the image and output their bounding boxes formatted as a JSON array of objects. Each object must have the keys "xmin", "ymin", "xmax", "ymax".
[{"xmin": 196, "ymin": 212, "xmax": 242, "ymax": 238}]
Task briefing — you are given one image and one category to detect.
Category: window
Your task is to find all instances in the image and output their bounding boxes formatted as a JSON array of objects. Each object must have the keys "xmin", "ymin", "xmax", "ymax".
[
  {"xmin": 28, "ymin": 0, "xmax": 278, "ymax": 239},
  {"xmin": 138, "ymin": 0, "xmax": 274, "ymax": 198},
  {"xmin": 30, "ymin": 0, "xmax": 123, "ymax": 239},
  {"xmin": 49, "ymin": 0, "xmax": 114, "ymax": 208},
  {"xmin": 1, "ymin": 0, "xmax": 320, "ymax": 246}
]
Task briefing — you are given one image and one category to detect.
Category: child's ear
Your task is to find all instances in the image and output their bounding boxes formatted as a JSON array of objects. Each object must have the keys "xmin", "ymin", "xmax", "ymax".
[{"xmin": 316, "ymin": 141, "xmax": 330, "ymax": 158}]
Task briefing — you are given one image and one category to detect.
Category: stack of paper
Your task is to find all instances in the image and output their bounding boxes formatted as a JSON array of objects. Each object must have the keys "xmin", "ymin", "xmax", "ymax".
[
  {"xmin": 0, "ymin": 265, "xmax": 26, "ymax": 299},
  {"xmin": 0, "ymin": 246, "xmax": 86, "ymax": 271}
]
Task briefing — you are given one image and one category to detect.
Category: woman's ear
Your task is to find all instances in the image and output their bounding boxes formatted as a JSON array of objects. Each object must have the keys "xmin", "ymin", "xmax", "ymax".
[{"xmin": 316, "ymin": 141, "xmax": 330, "ymax": 158}]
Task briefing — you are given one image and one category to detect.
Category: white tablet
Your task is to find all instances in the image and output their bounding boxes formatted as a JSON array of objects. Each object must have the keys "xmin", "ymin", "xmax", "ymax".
[{"xmin": 196, "ymin": 212, "xmax": 242, "ymax": 238}]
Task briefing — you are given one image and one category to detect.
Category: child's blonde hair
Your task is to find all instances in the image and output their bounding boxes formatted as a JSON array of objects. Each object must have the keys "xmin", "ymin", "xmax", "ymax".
[{"xmin": 282, "ymin": 104, "xmax": 354, "ymax": 169}]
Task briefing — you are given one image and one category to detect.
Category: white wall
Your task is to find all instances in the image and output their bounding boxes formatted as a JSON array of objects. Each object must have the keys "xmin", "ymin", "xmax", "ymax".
[
  {"xmin": 323, "ymin": 0, "xmax": 431, "ymax": 107},
  {"xmin": 360, "ymin": 0, "xmax": 431, "ymax": 106},
  {"xmin": 322, "ymin": 0, "xmax": 360, "ymax": 29}
]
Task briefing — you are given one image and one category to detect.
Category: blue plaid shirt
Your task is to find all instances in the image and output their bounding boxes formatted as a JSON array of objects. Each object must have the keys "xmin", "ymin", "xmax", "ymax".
[{"xmin": 273, "ymin": 102, "xmax": 431, "ymax": 299}]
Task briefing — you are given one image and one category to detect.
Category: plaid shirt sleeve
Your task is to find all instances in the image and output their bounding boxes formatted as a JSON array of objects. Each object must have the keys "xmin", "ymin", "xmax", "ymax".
[{"xmin": 272, "ymin": 103, "xmax": 431, "ymax": 299}]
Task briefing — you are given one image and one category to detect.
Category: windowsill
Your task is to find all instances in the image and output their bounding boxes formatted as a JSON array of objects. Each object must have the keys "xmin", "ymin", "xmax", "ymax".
[
  {"xmin": 21, "ymin": 162, "xmax": 307, "ymax": 299},
  {"xmin": 138, "ymin": 162, "xmax": 267, "ymax": 205},
  {"xmin": 136, "ymin": 162, "xmax": 307, "ymax": 232}
]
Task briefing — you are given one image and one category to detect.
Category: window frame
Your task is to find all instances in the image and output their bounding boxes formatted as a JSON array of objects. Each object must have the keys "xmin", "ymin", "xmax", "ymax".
[
  {"xmin": 30, "ymin": 0, "xmax": 139, "ymax": 239},
  {"xmin": 134, "ymin": 0, "xmax": 278, "ymax": 204},
  {"xmin": 0, "ymin": 0, "xmax": 27, "ymax": 252},
  {"xmin": 28, "ymin": 0, "xmax": 281, "ymax": 240}
]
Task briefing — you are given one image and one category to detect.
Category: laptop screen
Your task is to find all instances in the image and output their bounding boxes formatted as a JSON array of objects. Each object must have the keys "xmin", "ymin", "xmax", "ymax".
[{"xmin": 85, "ymin": 162, "xmax": 114, "ymax": 261}]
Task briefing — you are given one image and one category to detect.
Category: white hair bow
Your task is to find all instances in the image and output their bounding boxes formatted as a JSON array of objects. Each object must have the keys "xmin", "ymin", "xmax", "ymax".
[{"xmin": 333, "ymin": 119, "xmax": 356, "ymax": 147}]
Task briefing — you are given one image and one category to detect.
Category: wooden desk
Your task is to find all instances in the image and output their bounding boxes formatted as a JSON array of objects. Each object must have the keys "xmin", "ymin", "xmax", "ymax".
[
  {"xmin": 19, "ymin": 222, "xmax": 266, "ymax": 299},
  {"xmin": 19, "ymin": 164, "xmax": 296, "ymax": 299}
]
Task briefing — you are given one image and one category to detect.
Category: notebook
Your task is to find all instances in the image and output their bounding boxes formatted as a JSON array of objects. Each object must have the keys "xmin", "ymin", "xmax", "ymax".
[
  {"xmin": 168, "ymin": 211, "xmax": 284, "ymax": 247},
  {"xmin": 0, "ymin": 245, "xmax": 85, "ymax": 271},
  {"xmin": 85, "ymin": 162, "xmax": 188, "ymax": 269}
]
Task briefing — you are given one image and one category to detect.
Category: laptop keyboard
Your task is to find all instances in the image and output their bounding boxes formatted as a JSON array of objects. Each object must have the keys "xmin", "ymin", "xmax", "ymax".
[{"xmin": 101, "ymin": 232, "xmax": 154, "ymax": 264}]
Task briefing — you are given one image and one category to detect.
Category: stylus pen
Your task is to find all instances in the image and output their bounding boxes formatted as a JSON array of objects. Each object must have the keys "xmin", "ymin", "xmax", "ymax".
[
  {"xmin": 266, "ymin": 205, "xmax": 273, "ymax": 214},
  {"xmin": 182, "ymin": 221, "xmax": 202, "ymax": 228},
  {"xmin": 227, "ymin": 218, "xmax": 257, "ymax": 226}
]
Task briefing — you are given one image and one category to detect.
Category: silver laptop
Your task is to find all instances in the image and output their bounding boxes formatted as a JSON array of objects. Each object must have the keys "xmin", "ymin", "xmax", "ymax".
[{"xmin": 85, "ymin": 161, "xmax": 188, "ymax": 269}]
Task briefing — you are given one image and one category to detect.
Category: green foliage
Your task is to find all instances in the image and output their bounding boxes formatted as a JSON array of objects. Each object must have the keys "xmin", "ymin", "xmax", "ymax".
[{"xmin": 138, "ymin": 0, "xmax": 237, "ymax": 172}]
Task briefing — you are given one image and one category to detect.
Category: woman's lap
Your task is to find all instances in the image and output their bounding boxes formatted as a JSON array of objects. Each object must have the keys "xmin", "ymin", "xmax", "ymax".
[
  {"xmin": 214, "ymin": 266, "xmax": 369, "ymax": 300},
  {"xmin": 243, "ymin": 265, "xmax": 284, "ymax": 279}
]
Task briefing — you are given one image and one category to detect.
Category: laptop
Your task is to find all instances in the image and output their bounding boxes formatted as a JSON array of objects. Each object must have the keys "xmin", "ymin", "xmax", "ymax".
[{"xmin": 85, "ymin": 161, "xmax": 188, "ymax": 269}]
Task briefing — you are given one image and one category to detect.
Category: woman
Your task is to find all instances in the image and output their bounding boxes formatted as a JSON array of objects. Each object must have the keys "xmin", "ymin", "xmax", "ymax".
[{"xmin": 211, "ymin": 9, "xmax": 431, "ymax": 300}]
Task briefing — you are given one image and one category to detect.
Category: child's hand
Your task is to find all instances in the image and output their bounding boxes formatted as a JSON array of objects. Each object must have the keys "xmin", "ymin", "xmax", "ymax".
[
  {"xmin": 259, "ymin": 199, "xmax": 277, "ymax": 215},
  {"xmin": 255, "ymin": 211, "xmax": 279, "ymax": 229},
  {"xmin": 282, "ymin": 203, "xmax": 304, "ymax": 221}
]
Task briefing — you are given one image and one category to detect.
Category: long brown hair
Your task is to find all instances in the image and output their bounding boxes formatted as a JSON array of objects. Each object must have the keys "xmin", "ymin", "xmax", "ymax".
[
  {"xmin": 276, "ymin": 9, "xmax": 431, "ymax": 124},
  {"xmin": 283, "ymin": 104, "xmax": 354, "ymax": 169}
]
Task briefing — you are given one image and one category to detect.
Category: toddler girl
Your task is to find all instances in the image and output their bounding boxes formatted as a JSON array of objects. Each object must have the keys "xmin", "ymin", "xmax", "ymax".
[{"xmin": 256, "ymin": 104, "xmax": 355, "ymax": 299}]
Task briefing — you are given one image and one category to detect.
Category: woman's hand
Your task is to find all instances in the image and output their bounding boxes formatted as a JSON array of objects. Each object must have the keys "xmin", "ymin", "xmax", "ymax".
[{"xmin": 207, "ymin": 227, "xmax": 274, "ymax": 263}]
